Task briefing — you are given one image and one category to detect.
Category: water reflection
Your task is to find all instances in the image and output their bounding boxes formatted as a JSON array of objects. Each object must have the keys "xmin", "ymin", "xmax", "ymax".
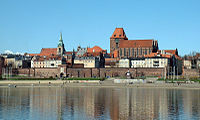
[{"xmin": 0, "ymin": 87, "xmax": 200, "ymax": 120}]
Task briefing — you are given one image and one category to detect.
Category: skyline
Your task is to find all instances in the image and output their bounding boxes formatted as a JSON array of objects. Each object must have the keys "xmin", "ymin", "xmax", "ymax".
[{"xmin": 1, "ymin": 0, "xmax": 200, "ymax": 56}]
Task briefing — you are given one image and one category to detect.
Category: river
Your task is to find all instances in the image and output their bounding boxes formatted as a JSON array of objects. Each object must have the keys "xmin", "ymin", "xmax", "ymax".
[{"xmin": 0, "ymin": 87, "xmax": 200, "ymax": 120}]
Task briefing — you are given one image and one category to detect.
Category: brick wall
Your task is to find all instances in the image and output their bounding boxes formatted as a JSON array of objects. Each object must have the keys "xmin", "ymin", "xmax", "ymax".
[
  {"xmin": 66, "ymin": 68, "xmax": 165, "ymax": 78},
  {"xmin": 183, "ymin": 69, "xmax": 200, "ymax": 77},
  {"xmin": 135, "ymin": 68, "xmax": 165, "ymax": 77},
  {"xmin": 17, "ymin": 68, "xmax": 58, "ymax": 78},
  {"xmin": 15, "ymin": 67, "xmax": 166, "ymax": 78},
  {"xmin": 34, "ymin": 68, "xmax": 58, "ymax": 78}
]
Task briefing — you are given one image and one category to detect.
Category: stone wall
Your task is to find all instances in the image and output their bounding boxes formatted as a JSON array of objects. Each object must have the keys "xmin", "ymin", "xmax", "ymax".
[{"xmin": 183, "ymin": 69, "xmax": 200, "ymax": 78}]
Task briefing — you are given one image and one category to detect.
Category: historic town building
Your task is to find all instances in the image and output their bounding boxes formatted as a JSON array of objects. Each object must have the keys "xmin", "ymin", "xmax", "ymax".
[
  {"xmin": 31, "ymin": 56, "xmax": 66, "ymax": 68},
  {"xmin": 0, "ymin": 56, "xmax": 4, "ymax": 76},
  {"xmin": 74, "ymin": 56, "xmax": 100, "ymax": 68},
  {"xmin": 110, "ymin": 28, "xmax": 158, "ymax": 58},
  {"xmin": 28, "ymin": 32, "xmax": 66, "ymax": 57}
]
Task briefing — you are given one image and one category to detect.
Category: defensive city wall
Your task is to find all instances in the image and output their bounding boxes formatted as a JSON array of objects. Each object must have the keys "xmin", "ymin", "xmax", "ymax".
[
  {"xmin": 183, "ymin": 69, "xmax": 200, "ymax": 78},
  {"xmin": 14, "ymin": 67, "xmax": 166, "ymax": 78}
]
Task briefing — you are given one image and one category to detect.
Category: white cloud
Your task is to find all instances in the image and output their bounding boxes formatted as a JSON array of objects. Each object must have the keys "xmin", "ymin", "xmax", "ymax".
[
  {"xmin": 4, "ymin": 50, "xmax": 13, "ymax": 54},
  {"xmin": 4, "ymin": 50, "xmax": 24, "ymax": 55},
  {"xmin": 16, "ymin": 52, "xmax": 24, "ymax": 55}
]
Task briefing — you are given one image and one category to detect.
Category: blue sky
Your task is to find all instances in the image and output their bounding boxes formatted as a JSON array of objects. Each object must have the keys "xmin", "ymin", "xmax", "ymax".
[{"xmin": 0, "ymin": 0, "xmax": 200, "ymax": 56}]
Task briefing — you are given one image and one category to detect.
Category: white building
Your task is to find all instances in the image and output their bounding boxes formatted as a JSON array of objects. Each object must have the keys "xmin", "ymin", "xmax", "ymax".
[
  {"xmin": 119, "ymin": 59, "xmax": 130, "ymax": 68},
  {"xmin": 130, "ymin": 53, "xmax": 170, "ymax": 68},
  {"xmin": 145, "ymin": 57, "xmax": 169, "ymax": 68},
  {"xmin": 31, "ymin": 56, "xmax": 66, "ymax": 68},
  {"xmin": 183, "ymin": 60, "xmax": 192, "ymax": 69},
  {"xmin": 74, "ymin": 56, "xmax": 100, "ymax": 68},
  {"xmin": 131, "ymin": 58, "xmax": 145, "ymax": 68},
  {"xmin": 197, "ymin": 60, "xmax": 200, "ymax": 69}
]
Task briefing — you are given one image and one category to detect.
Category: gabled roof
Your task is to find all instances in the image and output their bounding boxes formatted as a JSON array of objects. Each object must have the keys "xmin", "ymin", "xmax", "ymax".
[
  {"xmin": 144, "ymin": 52, "xmax": 171, "ymax": 59},
  {"xmin": 87, "ymin": 46, "xmax": 105, "ymax": 53},
  {"xmin": 110, "ymin": 28, "xmax": 128, "ymax": 39},
  {"xmin": 39, "ymin": 48, "xmax": 57, "ymax": 56},
  {"xmin": 145, "ymin": 51, "xmax": 182, "ymax": 60},
  {"xmin": 158, "ymin": 49, "xmax": 179, "ymax": 56},
  {"xmin": 33, "ymin": 55, "xmax": 62, "ymax": 61},
  {"xmin": 164, "ymin": 50, "xmax": 177, "ymax": 55},
  {"xmin": 65, "ymin": 51, "xmax": 74, "ymax": 55},
  {"xmin": 119, "ymin": 40, "xmax": 154, "ymax": 48}
]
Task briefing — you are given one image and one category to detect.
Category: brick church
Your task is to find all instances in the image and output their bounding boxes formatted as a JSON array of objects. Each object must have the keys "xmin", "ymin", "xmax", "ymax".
[{"xmin": 110, "ymin": 28, "xmax": 158, "ymax": 58}]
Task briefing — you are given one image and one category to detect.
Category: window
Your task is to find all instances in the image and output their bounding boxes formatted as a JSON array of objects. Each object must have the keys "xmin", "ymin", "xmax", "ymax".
[
  {"xmin": 120, "ymin": 48, "xmax": 122, "ymax": 56},
  {"xmin": 51, "ymin": 63, "xmax": 54, "ymax": 66},
  {"xmin": 129, "ymin": 48, "xmax": 130, "ymax": 57},
  {"xmin": 140, "ymin": 48, "xmax": 142, "ymax": 55},
  {"xmin": 145, "ymin": 49, "xmax": 147, "ymax": 55},
  {"xmin": 124, "ymin": 48, "xmax": 126, "ymax": 56},
  {"xmin": 59, "ymin": 48, "xmax": 61, "ymax": 53},
  {"xmin": 114, "ymin": 35, "xmax": 116, "ymax": 37},
  {"xmin": 137, "ymin": 48, "xmax": 139, "ymax": 56},
  {"xmin": 149, "ymin": 48, "xmax": 151, "ymax": 54},
  {"xmin": 119, "ymin": 35, "xmax": 121, "ymax": 37},
  {"xmin": 132, "ymin": 48, "xmax": 134, "ymax": 57},
  {"xmin": 116, "ymin": 43, "xmax": 118, "ymax": 48}
]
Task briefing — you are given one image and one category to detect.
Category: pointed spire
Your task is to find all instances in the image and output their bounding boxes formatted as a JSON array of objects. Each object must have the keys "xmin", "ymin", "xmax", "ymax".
[
  {"xmin": 58, "ymin": 32, "xmax": 64, "ymax": 47},
  {"xmin": 60, "ymin": 32, "xmax": 63, "ymax": 41}
]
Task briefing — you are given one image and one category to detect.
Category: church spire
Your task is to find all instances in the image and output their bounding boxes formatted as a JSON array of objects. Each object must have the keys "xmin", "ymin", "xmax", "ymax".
[
  {"xmin": 60, "ymin": 32, "xmax": 63, "ymax": 41},
  {"xmin": 57, "ymin": 32, "xmax": 65, "ymax": 56},
  {"xmin": 58, "ymin": 32, "xmax": 64, "ymax": 47}
]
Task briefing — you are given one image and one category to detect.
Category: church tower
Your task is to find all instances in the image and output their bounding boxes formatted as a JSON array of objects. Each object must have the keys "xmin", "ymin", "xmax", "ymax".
[
  {"xmin": 110, "ymin": 28, "xmax": 128, "ymax": 57},
  {"xmin": 57, "ymin": 32, "xmax": 65, "ymax": 56}
]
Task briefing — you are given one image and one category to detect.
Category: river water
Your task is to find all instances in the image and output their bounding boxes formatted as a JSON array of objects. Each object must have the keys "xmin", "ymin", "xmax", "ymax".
[{"xmin": 0, "ymin": 87, "xmax": 200, "ymax": 120}]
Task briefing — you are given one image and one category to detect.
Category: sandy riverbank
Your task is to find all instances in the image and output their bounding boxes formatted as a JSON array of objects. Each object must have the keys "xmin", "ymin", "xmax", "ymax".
[{"xmin": 0, "ymin": 80, "xmax": 200, "ymax": 89}]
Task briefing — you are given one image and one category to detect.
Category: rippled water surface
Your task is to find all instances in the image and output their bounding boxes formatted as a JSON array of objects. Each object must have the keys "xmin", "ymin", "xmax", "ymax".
[{"xmin": 0, "ymin": 87, "xmax": 200, "ymax": 120}]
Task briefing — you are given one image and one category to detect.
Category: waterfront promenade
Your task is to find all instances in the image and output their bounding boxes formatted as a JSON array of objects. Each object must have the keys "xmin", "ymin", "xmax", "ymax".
[{"xmin": 0, "ymin": 80, "xmax": 200, "ymax": 89}]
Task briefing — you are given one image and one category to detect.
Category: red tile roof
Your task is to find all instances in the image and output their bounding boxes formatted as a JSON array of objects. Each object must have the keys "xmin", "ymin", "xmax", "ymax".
[
  {"xmin": 119, "ymin": 40, "xmax": 154, "ymax": 48},
  {"xmin": 110, "ymin": 28, "xmax": 128, "ymax": 39},
  {"xmin": 39, "ymin": 48, "xmax": 57, "ymax": 56},
  {"xmin": 144, "ymin": 52, "xmax": 171, "ymax": 59},
  {"xmin": 158, "ymin": 49, "xmax": 180, "ymax": 60},
  {"xmin": 85, "ymin": 46, "xmax": 107, "ymax": 57},
  {"xmin": 105, "ymin": 58, "xmax": 119, "ymax": 61},
  {"xmin": 87, "ymin": 46, "xmax": 106, "ymax": 53},
  {"xmin": 34, "ymin": 55, "xmax": 62, "ymax": 61},
  {"xmin": 164, "ymin": 50, "xmax": 177, "ymax": 55},
  {"xmin": 27, "ymin": 48, "xmax": 57, "ymax": 57},
  {"xmin": 65, "ymin": 51, "xmax": 76, "ymax": 55},
  {"xmin": 28, "ymin": 54, "xmax": 39, "ymax": 57}
]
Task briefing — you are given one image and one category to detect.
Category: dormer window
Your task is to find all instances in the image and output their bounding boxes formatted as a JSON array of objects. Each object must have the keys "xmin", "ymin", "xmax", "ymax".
[{"xmin": 114, "ymin": 35, "xmax": 116, "ymax": 37}]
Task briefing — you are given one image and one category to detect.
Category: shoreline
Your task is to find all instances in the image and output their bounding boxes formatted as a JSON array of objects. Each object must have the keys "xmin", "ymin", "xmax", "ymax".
[{"xmin": 0, "ymin": 80, "xmax": 200, "ymax": 89}]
